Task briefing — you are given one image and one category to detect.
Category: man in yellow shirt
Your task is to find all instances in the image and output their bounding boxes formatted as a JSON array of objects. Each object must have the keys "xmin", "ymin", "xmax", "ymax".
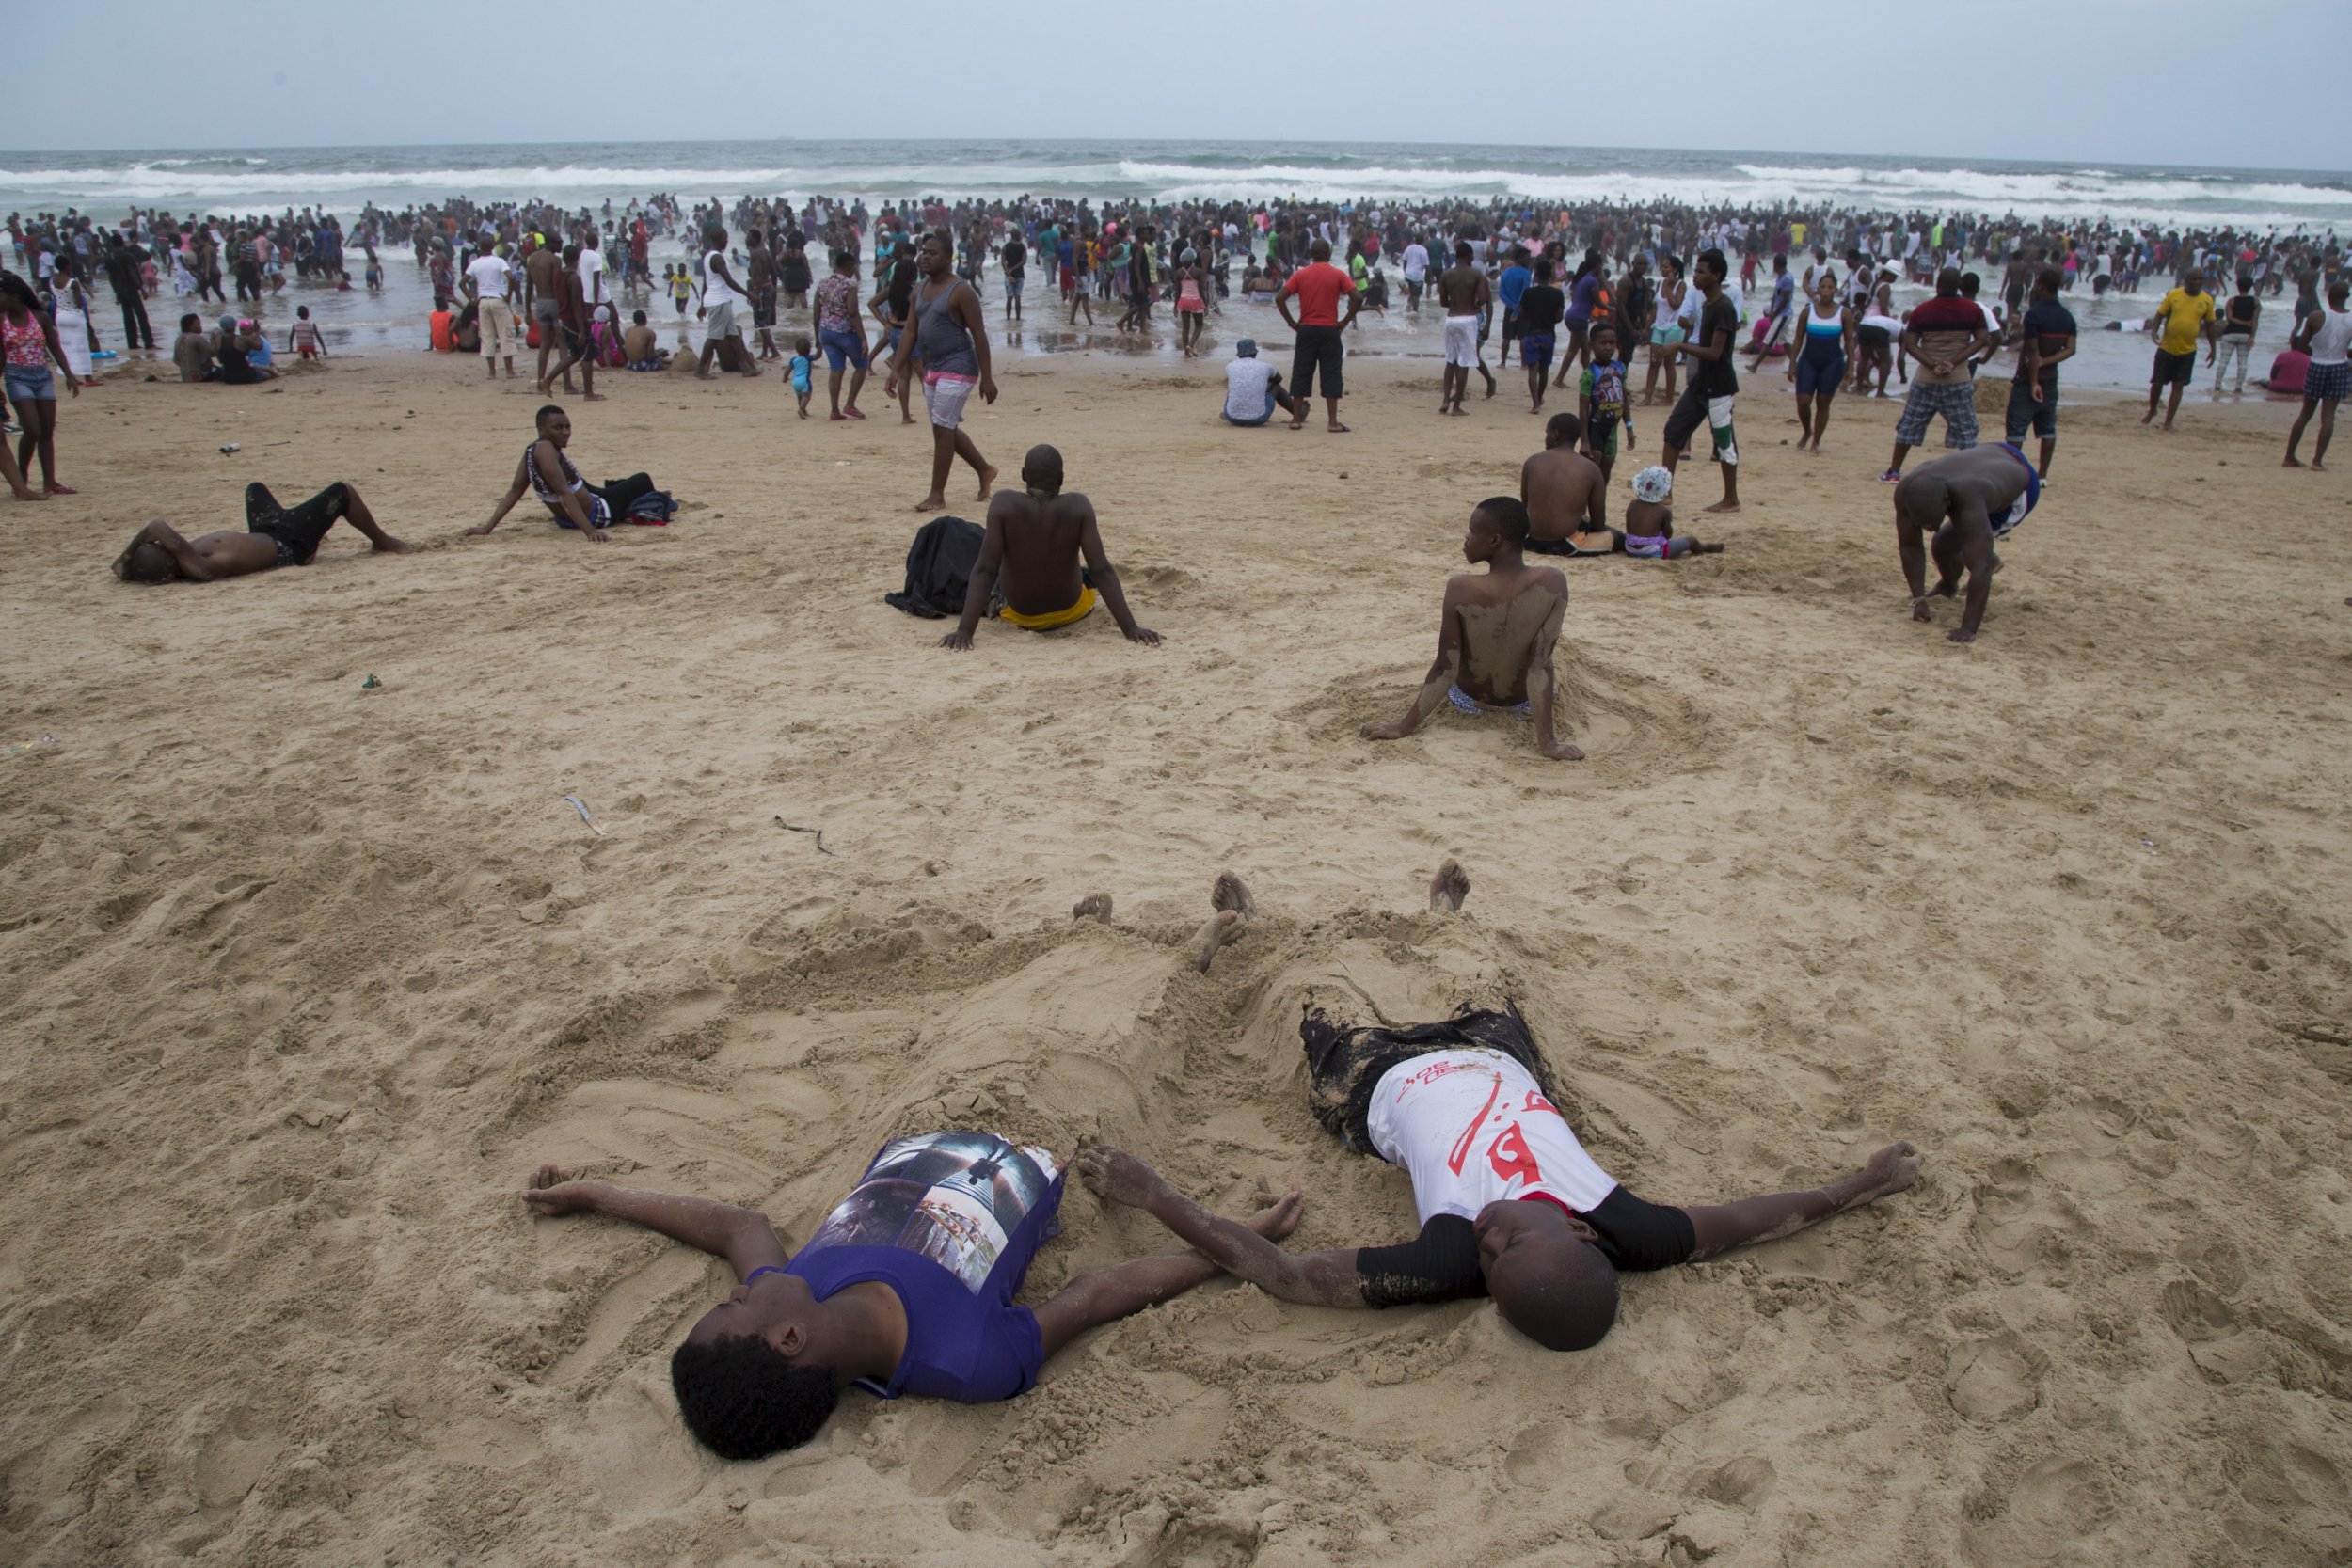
[{"xmin": 2144, "ymin": 268, "xmax": 2218, "ymax": 432}]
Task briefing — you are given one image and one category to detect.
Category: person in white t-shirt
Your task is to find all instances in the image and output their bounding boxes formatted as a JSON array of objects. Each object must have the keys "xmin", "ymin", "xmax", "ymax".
[
  {"xmin": 693, "ymin": 223, "xmax": 763, "ymax": 380},
  {"xmin": 1220, "ymin": 338, "xmax": 1298, "ymax": 426},
  {"xmin": 1400, "ymin": 238, "xmax": 1430, "ymax": 313},
  {"xmin": 464, "ymin": 246, "xmax": 517, "ymax": 380},
  {"xmin": 1079, "ymin": 866, "xmax": 1923, "ymax": 1352}
]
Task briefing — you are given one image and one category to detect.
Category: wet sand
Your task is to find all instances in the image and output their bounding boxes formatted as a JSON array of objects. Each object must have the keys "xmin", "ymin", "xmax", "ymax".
[{"xmin": 2, "ymin": 348, "xmax": 2349, "ymax": 1566}]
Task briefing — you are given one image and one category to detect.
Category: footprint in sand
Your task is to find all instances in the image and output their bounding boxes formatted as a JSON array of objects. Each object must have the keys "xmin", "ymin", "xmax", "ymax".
[{"xmin": 1946, "ymin": 1332, "xmax": 2048, "ymax": 1424}]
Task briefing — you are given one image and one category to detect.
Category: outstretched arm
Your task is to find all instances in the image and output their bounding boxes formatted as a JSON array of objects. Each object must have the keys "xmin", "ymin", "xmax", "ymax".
[
  {"xmin": 1362, "ymin": 585, "xmax": 1463, "ymax": 741},
  {"xmin": 1684, "ymin": 1141, "xmax": 1921, "ymax": 1259},
  {"xmin": 469, "ymin": 455, "xmax": 532, "ymax": 536},
  {"xmin": 1077, "ymin": 505, "xmax": 1158, "ymax": 645},
  {"xmin": 1032, "ymin": 1179, "xmax": 1305, "ymax": 1358},
  {"xmin": 521, "ymin": 1165, "xmax": 790, "ymax": 1283},
  {"xmin": 1075, "ymin": 1149, "xmax": 1364, "ymax": 1310}
]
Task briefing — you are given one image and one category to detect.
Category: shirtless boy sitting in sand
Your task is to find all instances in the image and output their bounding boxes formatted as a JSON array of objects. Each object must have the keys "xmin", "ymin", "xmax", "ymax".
[
  {"xmin": 1360, "ymin": 497, "xmax": 1582, "ymax": 761},
  {"xmin": 112, "ymin": 481, "xmax": 412, "ymax": 582},
  {"xmin": 1521, "ymin": 412, "xmax": 1618, "ymax": 555},
  {"xmin": 940, "ymin": 444, "xmax": 1159, "ymax": 649},
  {"xmin": 1081, "ymin": 867, "xmax": 1924, "ymax": 1352},
  {"xmin": 1893, "ymin": 442, "xmax": 2041, "ymax": 643},
  {"xmin": 1620, "ymin": 465, "xmax": 1728, "ymax": 561},
  {"xmin": 519, "ymin": 1137, "xmax": 1302, "ymax": 1460}
]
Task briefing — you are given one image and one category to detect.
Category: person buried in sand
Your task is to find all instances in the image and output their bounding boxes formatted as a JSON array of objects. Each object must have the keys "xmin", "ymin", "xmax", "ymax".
[
  {"xmin": 940, "ymin": 444, "xmax": 1159, "ymax": 650},
  {"xmin": 1893, "ymin": 442, "xmax": 2041, "ymax": 643},
  {"xmin": 1521, "ymin": 410, "xmax": 1620, "ymax": 556},
  {"xmin": 519, "ymin": 1133, "xmax": 1305, "ymax": 1460},
  {"xmin": 469, "ymin": 404, "xmax": 658, "ymax": 546},
  {"xmin": 111, "ymin": 481, "xmax": 412, "ymax": 582},
  {"xmin": 1081, "ymin": 867, "xmax": 1924, "ymax": 1352},
  {"xmin": 1619, "ymin": 465, "xmax": 1727, "ymax": 561},
  {"xmin": 886, "ymin": 230, "xmax": 999, "ymax": 513},
  {"xmin": 1359, "ymin": 496, "xmax": 1583, "ymax": 761}
]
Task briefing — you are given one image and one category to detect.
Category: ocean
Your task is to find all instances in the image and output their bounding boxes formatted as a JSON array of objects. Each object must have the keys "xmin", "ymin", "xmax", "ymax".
[{"xmin": 8, "ymin": 139, "xmax": 2344, "ymax": 386}]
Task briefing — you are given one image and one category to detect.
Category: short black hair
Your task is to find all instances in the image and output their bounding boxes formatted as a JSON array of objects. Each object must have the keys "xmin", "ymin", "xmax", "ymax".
[
  {"xmin": 535, "ymin": 404, "xmax": 565, "ymax": 426},
  {"xmin": 1473, "ymin": 495, "xmax": 1531, "ymax": 546},
  {"xmin": 670, "ymin": 1336, "xmax": 838, "ymax": 1461},
  {"xmin": 1547, "ymin": 411, "xmax": 1582, "ymax": 446},
  {"xmin": 1696, "ymin": 248, "xmax": 1726, "ymax": 277}
]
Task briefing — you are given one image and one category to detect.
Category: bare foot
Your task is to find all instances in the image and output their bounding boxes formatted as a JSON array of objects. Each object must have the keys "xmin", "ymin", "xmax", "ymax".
[
  {"xmin": 1702, "ymin": 499, "xmax": 1741, "ymax": 514},
  {"xmin": 1247, "ymin": 1179, "xmax": 1305, "ymax": 1241},
  {"xmin": 976, "ymin": 465, "xmax": 998, "ymax": 500},
  {"xmin": 1190, "ymin": 909, "xmax": 1245, "ymax": 974},
  {"xmin": 1428, "ymin": 858, "xmax": 1470, "ymax": 912},
  {"xmin": 373, "ymin": 537, "xmax": 416, "ymax": 555},
  {"xmin": 1833, "ymin": 1140, "xmax": 1925, "ymax": 1210},
  {"xmin": 2283, "ymin": 454, "xmax": 2303, "ymax": 467},
  {"xmin": 914, "ymin": 494, "xmax": 947, "ymax": 513},
  {"xmin": 1211, "ymin": 872, "xmax": 1258, "ymax": 917},
  {"xmin": 1073, "ymin": 893, "xmax": 1114, "ymax": 925}
]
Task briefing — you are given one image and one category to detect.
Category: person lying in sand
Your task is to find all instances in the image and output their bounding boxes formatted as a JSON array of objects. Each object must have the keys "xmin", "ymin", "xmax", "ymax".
[
  {"xmin": 1360, "ymin": 496, "xmax": 1581, "ymax": 760},
  {"xmin": 1521, "ymin": 412, "xmax": 1618, "ymax": 556},
  {"xmin": 1619, "ymin": 466, "xmax": 1727, "ymax": 561},
  {"xmin": 519, "ymin": 1138, "xmax": 1304, "ymax": 1460},
  {"xmin": 1894, "ymin": 442, "xmax": 2040, "ymax": 643},
  {"xmin": 111, "ymin": 481, "xmax": 412, "ymax": 582},
  {"xmin": 1079, "ymin": 866, "xmax": 1924, "ymax": 1352},
  {"xmin": 469, "ymin": 404, "xmax": 658, "ymax": 546},
  {"xmin": 940, "ymin": 444, "xmax": 1159, "ymax": 650}
]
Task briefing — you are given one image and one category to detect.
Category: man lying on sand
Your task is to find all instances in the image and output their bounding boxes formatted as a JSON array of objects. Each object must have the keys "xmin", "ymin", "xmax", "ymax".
[
  {"xmin": 519, "ymin": 1139, "xmax": 1303, "ymax": 1460},
  {"xmin": 1894, "ymin": 442, "xmax": 2040, "ymax": 643},
  {"xmin": 469, "ymin": 404, "xmax": 658, "ymax": 546},
  {"xmin": 1521, "ymin": 412, "xmax": 1619, "ymax": 556},
  {"xmin": 111, "ymin": 481, "xmax": 412, "ymax": 582},
  {"xmin": 1360, "ymin": 497, "xmax": 1582, "ymax": 760},
  {"xmin": 941, "ymin": 444, "xmax": 1159, "ymax": 650},
  {"xmin": 1081, "ymin": 867, "xmax": 1924, "ymax": 1352}
]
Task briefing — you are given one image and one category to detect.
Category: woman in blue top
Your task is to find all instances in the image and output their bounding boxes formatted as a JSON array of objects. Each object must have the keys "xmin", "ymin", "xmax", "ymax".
[
  {"xmin": 1784, "ymin": 273, "xmax": 1855, "ymax": 453},
  {"xmin": 521, "ymin": 1133, "xmax": 1302, "ymax": 1460}
]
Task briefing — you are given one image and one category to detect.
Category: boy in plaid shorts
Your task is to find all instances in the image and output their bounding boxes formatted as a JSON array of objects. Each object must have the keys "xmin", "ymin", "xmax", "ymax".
[{"xmin": 1881, "ymin": 269, "xmax": 1997, "ymax": 482}]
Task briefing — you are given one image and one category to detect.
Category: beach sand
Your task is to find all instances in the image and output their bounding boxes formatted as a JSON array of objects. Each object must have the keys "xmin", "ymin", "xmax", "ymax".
[{"xmin": 3, "ymin": 344, "xmax": 2349, "ymax": 1567}]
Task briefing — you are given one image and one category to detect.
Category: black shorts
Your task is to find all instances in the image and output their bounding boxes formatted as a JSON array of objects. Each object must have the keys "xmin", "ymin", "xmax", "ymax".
[
  {"xmin": 2005, "ymin": 381, "xmax": 2058, "ymax": 441},
  {"xmin": 2152, "ymin": 348, "xmax": 2197, "ymax": 388},
  {"xmin": 1292, "ymin": 324, "xmax": 1344, "ymax": 400},
  {"xmin": 753, "ymin": 286, "xmax": 777, "ymax": 328},
  {"xmin": 1304, "ymin": 1003, "xmax": 1695, "ymax": 1276},
  {"xmin": 1858, "ymin": 325, "xmax": 1890, "ymax": 349},
  {"xmin": 1502, "ymin": 310, "xmax": 1523, "ymax": 341},
  {"xmin": 244, "ymin": 481, "xmax": 352, "ymax": 567}
]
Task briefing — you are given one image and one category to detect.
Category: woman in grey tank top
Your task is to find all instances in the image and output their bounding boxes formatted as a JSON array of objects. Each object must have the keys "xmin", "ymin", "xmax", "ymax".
[{"xmin": 888, "ymin": 231, "xmax": 998, "ymax": 511}]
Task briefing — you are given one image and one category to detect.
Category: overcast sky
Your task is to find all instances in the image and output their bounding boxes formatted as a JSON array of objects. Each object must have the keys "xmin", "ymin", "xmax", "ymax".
[{"xmin": 3, "ymin": 0, "xmax": 2347, "ymax": 172}]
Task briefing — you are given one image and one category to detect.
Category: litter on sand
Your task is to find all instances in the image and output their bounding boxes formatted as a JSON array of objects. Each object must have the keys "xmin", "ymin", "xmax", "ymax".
[
  {"xmin": 564, "ymin": 795, "xmax": 608, "ymax": 837},
  {"xmin": 774, "ymin": 816, "xmax": 836, "ymax": 855}
]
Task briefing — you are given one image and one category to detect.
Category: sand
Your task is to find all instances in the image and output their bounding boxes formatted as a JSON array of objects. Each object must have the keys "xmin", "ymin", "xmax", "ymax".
[{"xmin": 3, "ymin": 342, "xmax": 2349, "ymax": 1568}]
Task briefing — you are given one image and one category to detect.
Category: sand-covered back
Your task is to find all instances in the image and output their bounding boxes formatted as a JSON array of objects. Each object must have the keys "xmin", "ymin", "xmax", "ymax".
[{"xmin": 2, "ymin": 348, "xmax": 2348, "ymax": 1567}]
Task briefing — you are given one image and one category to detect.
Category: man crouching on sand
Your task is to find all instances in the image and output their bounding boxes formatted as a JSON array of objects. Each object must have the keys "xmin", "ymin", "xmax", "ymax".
[
  {"xmin": 940, "ymin": 444, "xmax": 1160, "ymax": 649},
  {"xmin": 112, "ymin": 481, "xmax": 412, "ymax": 582},
  {"xmin": 520, "ymin": 1136, "xmax": 1301, "ymax": 1459},
  {"xmin": 1360, "ymin": 496, "xmax": 1581, "ymax": 759},
  {"xmin": 1083, "ymin": 866, "xmax": 1925, "ymax": 1352}
]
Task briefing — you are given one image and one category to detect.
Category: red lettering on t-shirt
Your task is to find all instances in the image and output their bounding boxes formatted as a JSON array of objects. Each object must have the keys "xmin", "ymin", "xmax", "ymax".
[
  {"xmin": 1488, "ymin": 1122, "xmax": 1544, "ymax": 1188},
  {"xmin": 1447, "ymin": 1074, "xmax": 1504, "ymax": 1176}
]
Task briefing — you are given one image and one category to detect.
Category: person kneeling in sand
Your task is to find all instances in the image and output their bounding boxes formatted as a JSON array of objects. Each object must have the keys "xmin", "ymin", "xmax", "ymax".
[
  {"xmin": 519, "ymin": 1135, "xmax": 1303, "ymax": 1460},
  {"xmin": 112, "ymin": 481, "xmax": 412, "ymax": 582},
  {"xmin": 1080, "ymin": 866, "xmax": 1924, "ymax": 1352},
  {"xmin": 469, "ymin": 404, "xmax": 659, "ymax": 546},
  {"xmin": 1619, "ymin": 465, "xmax": 1727, "ymax": 561},
  {"xmin": 1360, "ymin": 496, "xmax": 1582, "ymax": 760},
  {"xmin": 1221, "ymin": 338, "xmax": 1302, "ymax": 426},
  {"xmin": 1521, "ymin": 412, "xmax": 1619, "ymax": 556},
  {"xmin": 1893, "ymin": 442, "xmax": 2040, "ymax": 643},
  {"xmin": 940, "ymin": 444, "xmax": 1160, "ymax": 650}
]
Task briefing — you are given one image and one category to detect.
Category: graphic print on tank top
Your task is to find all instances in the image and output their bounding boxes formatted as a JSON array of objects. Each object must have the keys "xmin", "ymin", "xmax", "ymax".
[{"xmin": 796, "ymin": 1132, "xmax": 1061, "ymax": 1291}]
